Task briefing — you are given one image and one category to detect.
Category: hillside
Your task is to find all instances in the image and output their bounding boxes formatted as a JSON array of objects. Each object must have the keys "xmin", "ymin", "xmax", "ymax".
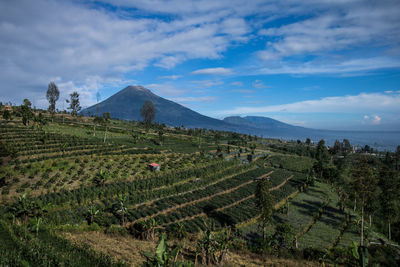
[
  {"xmin": 81, "ymin": 86, "xmax": 399, "ymax": 151},
  {"xmin": 81, "ymin": 85, "xmax": 237, "ymax": 130},
  {"xmin": 0, "ymin": 114, "xmax": 398, "ymax": 266}
]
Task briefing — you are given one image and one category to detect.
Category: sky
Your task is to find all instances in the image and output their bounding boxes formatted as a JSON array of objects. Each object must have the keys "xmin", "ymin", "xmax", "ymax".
[{"xmin": 1, "ymin": 0, "xmax": 400, "ymax": 131}]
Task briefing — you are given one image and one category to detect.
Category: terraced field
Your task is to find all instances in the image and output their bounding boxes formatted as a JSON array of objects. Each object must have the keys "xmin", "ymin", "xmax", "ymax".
[{"xmin": 3, "ymin": 118, "xmax": 395, "ymax": 266}]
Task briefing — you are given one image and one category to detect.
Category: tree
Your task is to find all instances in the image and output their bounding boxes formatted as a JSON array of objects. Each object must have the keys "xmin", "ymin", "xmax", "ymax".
[
  {"xmin": 379, "ymin": 167, "xmax": 400, "ymax": 240},
  {"xmin": 343, "ymin": 139, "xmax": 352, "ymax": 154},
  {"xmin": 46, "ymin": 82, "xmax": 59, "ymax": 121},
  {"xmin": 333, "ymin": 139, "xmax": 342, "ymax": 154},
  {"xmin": 92, "ymin": 116, "xmax": 103, "ymax": 137},
  {"xmin": 314, "ymin": 139, "xmax": 329, "ymax": 179},
  {"xmin": 67, "ymin": 91, "xmax": 81, "ymax": 116},
  {"xmin": 2, "ymin": 109, "xmax": 12, "ymax": 121},
  {"xmin": 305, "ymin": 138, "xmax": 311, "ymax": 145},
  {"xmin": 102, "ymin": 112, "xmax": 110, "ymax": 143},
  {"xmin": 255, "ymin": 178, "xmax": 274, "ymax": 239},
  {"xmin": 350, "ymin": 158, "xmax": 377, "ymax": 246},
  {"xmin": 23, "ymin": 98, "xmax": 32, "ymax": 108},
  {"xmin": 20, "ymin": 99, "xmax": 33, "ymax": 126},
  {"xmin": 33, "ymin": 112, "xmax": 47, "ymax": 130},
  {"xmin": 158, "ymin": 129, "xmax": 164, "ymax": 145},
  {"xmin": 140, "ymin": 100, "xmax": 155, "ymax": 131}
]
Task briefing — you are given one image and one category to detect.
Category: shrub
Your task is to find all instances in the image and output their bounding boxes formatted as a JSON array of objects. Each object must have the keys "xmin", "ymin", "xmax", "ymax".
[{"xmin": 105, "ymin": 224, "xmax": 128, "ymax": 236}]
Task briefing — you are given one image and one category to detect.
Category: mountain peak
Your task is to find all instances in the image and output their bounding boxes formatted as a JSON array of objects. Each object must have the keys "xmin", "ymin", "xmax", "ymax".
[{"xmin": 123, "ymin": 85, "xmax": 151, "ymax": 93}]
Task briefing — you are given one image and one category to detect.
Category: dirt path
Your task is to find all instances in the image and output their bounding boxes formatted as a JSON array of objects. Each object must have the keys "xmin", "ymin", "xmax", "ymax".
[
  {"xmin": 161, "ymin": 173, "xmax": 294, "ymax": 227},
  {"xmin": 130, "ymin": 166, "xmax": 259, "ymax": 210},
  {"xmin": 129, "ymin": 170, "xmax": 274, "ymax": 226}
]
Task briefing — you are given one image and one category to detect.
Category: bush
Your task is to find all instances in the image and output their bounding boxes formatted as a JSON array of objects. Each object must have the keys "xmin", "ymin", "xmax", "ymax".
[
  {"xmin": 86, "ymin": 222, "xmax": 101, "ymax": 231},
  {"xmin": 105, "ymin": 224, "xmax": 128, "ymax": 236}
]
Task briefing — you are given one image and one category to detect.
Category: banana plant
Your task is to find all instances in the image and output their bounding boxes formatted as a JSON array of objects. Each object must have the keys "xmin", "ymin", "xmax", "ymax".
[
  {"xmin": 87, "ymin": 205, "xmax": 99, "ymax": 225},
  {"xmin": 93, "ymin": 169, "xmax": 109, "ymax": 187},
  {"xmin": 117, "ymin": 194, "xmax": 128, "ymax": 226},
  {"xmin": 142, "ymin": 233, "xmax": 189, "ymax": 267},
  {"xmin": 31, "ymin": 217, "xmax": 42, "ymax": 236}
]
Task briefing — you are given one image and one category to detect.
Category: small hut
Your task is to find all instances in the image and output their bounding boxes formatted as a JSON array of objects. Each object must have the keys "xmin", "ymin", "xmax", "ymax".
[{"xmin": 148, "ymin": 163, "xmax": 160, "ymax": 172}]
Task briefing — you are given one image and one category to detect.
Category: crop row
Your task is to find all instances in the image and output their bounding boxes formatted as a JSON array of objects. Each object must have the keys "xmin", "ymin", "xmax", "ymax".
[
  {"xmin": 0, "ymin": 219, "xmax": 124, "ymax": 266},
  {"xmin": 127, "ymin": 167, "xmax": 271, "ymax": 223},
  {"xmin": 35, "ymin": 159, "xmax": 237, "ymax": 207}
]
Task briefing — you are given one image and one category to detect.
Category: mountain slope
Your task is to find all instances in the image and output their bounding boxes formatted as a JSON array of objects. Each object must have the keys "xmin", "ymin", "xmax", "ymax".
[
  {"xmin": 223, "ymin": 116, "xmax": 316, "ymax": 138},
  {"xmin": 81, "ymin": 85, "xmax": 236, "ymax": 129}
]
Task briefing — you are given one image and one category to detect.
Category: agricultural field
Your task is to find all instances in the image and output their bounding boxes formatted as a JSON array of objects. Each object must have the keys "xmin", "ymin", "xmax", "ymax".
[{"xmin": 0, "ymin": 116, "xmax": 398, "ymax": 266}]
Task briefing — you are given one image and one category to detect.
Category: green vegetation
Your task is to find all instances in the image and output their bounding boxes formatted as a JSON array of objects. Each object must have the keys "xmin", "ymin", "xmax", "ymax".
[{"xmin": 0, "ymin": 106, "xmax": 399, "ymax": 266}]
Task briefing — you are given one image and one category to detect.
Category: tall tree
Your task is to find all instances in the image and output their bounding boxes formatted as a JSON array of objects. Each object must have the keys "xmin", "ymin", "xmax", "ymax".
[
  {"xmin": 314, "ymin": 139, "xmax": 330, "ymax": 179},
  {"xmin": 333, "ymin": 139, "xmax": 342, "ymax": 154},
  {"xmin": 46, "ymin": 82, "xmax": 59, "ymax": 121},
  {"xmin": 255, "ymin": 178, "xmax": 274, "ymax": 239},
  {"xmin": 396, "ymin": 145, "xmax": 400, "ymax": 170},
  {"xmin": 343, "ymin": 139, "xmax": 352, "ymax": 154},
  {"xmin": 102, "ymin": 112, "xmax": 110, "ymax": 143},
  {"xmin": 20, "ymin": 99, "xmax": 33, "ymax": 126},
  {"xmin": 67, "ymin": 91, "xmax": 81, "ymax": 116},
  {"xmin": 92, "ymin": 116, "xmax": 103, "ymax": 137},
  {"xmin": 350, "ymin": 158, "xmax": 377, "ymax": 246},
  {"xmin": 140, "ymin": 100, "xmax": 155, "ymax": 131},
  {"xmin": 23, "ymin": 98, "xmax": 32, "ymax": 108},
  {"xmin": 379, "ymin": 167, "xmax": 400, "ymax": 240}
]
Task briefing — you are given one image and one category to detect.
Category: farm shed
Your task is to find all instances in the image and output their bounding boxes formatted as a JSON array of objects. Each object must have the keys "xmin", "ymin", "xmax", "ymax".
[{"xmin": 148, "ymin": 163, "xmax": 160, "ymax": 171}]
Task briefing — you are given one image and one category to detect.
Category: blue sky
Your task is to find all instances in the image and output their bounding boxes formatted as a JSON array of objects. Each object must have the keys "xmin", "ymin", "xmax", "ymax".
[{"xmin": 1, "ymin": 0, "xmax": 400, "ymax": 131}]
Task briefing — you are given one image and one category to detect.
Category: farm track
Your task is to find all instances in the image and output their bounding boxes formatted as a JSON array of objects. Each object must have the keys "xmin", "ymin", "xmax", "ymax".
[
  {"xmin": 134, "ymin": 163, "xmax": 243, "ymax": 194},
  {"xmin": 16, "ymin": 146, "xmax": 148, "ymax": 161},
  {"xmin": 295, "ymin": 200, "xmax": 331, "ymax": 240},
  {"xmin": 161, "ymin": 173, "xmax": 295, "ymax": 227},
  {"xmin": 129, "ymin": 166, "xmax": 261, "ymax": 211},
  {"xmin": 128, "ymin": 170, "xmax": 274, "ymax": 226}
]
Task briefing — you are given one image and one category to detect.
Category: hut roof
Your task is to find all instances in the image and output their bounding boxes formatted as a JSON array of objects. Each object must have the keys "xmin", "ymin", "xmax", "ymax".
[{"xmin": 149, "ymin": 163, "xmax": 160, "ymax": 167}]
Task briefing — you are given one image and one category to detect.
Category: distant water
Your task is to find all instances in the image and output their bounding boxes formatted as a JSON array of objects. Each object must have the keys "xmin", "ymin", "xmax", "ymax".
[
  {"xmin": 271, "ymin": 130, "xmax": 400, "ymax": 152},
  {"xmin": 315, "ymin": 130, "xmax": 400, "ymax": 152}
]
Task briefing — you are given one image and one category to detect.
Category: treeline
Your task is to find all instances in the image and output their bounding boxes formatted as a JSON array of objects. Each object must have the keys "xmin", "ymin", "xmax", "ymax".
[{"xmin": 311, "ymin": 139, "xmax": 400, "ymax": 243}]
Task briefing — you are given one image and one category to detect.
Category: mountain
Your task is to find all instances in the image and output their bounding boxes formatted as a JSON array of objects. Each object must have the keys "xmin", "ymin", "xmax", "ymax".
[
  {"xmin": 81, "ymin": 86, "xmax": 398, "ymax": 150},
  {"xmin": 223, "ymin": 116, "xmax": 316, "ymax": 138},
  {"xmin": 81, "ymin": 85, "xmax": 237, "ymax": 130}
]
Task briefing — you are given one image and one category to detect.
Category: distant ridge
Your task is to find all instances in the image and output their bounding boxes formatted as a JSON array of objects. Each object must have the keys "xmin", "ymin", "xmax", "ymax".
[
  {"xmin": 81, "ymin": 85, "xmax": 237, "ymax": 130},
  {"xmin": 81, "ymin": 85, "xmax": 399, "ymax": 150}
]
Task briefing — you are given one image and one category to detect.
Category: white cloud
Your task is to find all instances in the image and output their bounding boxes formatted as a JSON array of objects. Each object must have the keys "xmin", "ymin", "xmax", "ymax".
[
  {"xmin": 217, "ymin": 92, "xmax": 400, "ymax": 115},
  {"xmin": 145, "ymin": 83, "xmax": 185, "ymax": 96},
  {"xmin": 191, "ymin": 67, "xmax": 233, "ymax": 75},
  {"xmin": 363, "ymin": 114, "xmax": 382, "ymax": 125},
  {"xmin": 158, "ymin": 75, "xmax": 183, "ymax": 80},
  {"xmin": 231, "ymin": 81, "xmax": 243, "ymax": 86},
  {"xmin": 0, "ymin": 0, "xmax": 249, "ymax": 107},
  {"xmin": 252, "ymin": 80, "xmax": 268, "ymax": 89},
  {"xmin": 170, "ymin": 96, "xmax": 216, "ymax": 102},
  {"xmin": 191, "ymin": 80, "xmax": 224, "ymax": 88},
  {"xmin": 372, "ymin": 115, "xmax": 382, "ymax": 125},
  {"xmin": 257, "ymin": 1, "xmax": 400, "ymax": 73},
  {"xmin": 232, "ymin": 89, "xmax": 254, "ymax": 93},
  {"xmin": 258, "ymin": 57, "xmax": 400, "ymax": 75}
]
